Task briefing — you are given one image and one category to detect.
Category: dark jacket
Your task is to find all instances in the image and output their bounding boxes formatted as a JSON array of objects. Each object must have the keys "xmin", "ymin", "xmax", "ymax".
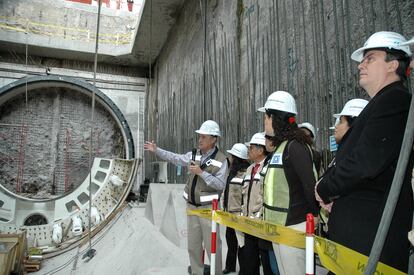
[
  {"xmin": 317, "ymin": 81, "xmax": 413, "ymax": 272},
  {"xmin": 283, "ymin": 140, "xmax": 319, "ymax": 225}
]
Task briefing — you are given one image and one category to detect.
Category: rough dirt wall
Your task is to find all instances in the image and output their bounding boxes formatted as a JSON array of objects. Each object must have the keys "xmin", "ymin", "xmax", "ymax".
[
  {"xmin": 0, "ymin": 87, "xmax": 125, "ymax": 198},
  {"xmin": 0, "ymin": 59, "xmax": 146, "ymax": 195},
  {"xmin": 145, "ymin": 0, "xmax": 414, "ymax": 183}
]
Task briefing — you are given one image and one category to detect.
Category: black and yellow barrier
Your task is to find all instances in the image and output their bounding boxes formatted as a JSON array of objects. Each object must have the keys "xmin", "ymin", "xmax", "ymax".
[{"xmin": 187, "ymin": 209, "xmax": 406, "ymax": 275}]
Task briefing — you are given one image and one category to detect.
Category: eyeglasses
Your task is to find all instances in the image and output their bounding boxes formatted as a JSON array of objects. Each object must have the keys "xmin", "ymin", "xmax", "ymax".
[
  {"xmin": 249, "ymin": 144, "xmax": 265, "ymax": 151},
  {"xmin": 264, "ymin": 134, "xmax": 274, "ymax": 140},
  {"xmin": 249, "ymin": 144, "xmax": 259, "ymax": 150}
]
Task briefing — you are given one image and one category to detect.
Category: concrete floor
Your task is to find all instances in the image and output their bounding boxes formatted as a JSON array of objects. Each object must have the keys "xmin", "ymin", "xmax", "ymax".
[
  {"xmin": 36, "ymin": 203, "xmax": 235, "ymax": 275},
  {"xmin": 36, "ymin": 203, "xmax": 186, "ymax": 274},
  {"xmin": 36, "ymin": 202, "xmax": 327, "ymax": 275}
]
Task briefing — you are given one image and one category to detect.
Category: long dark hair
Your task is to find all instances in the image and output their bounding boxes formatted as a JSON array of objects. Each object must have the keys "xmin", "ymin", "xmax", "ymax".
[
  {"xmin": 229, "ymin": 155, "xmax": 250, "ymax": 178},
  {"xmin": 266, "ymin": 109, "xmax": 313, "ymax": 148}
]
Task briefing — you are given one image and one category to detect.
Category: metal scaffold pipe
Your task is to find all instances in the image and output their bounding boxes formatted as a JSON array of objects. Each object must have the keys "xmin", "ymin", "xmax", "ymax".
[{"xmin": 83, "ymin": 0, "xmax": 102, "ymax": 263}]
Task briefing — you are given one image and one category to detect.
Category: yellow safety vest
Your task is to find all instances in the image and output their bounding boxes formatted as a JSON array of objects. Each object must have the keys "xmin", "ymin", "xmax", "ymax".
[
  {"xmin": 263, "ymin": 140, "xmax": 318, "ymax": 225},
  {"xmin": 263, "ymin": 140, "xmax": 290, "ymax": 225}
]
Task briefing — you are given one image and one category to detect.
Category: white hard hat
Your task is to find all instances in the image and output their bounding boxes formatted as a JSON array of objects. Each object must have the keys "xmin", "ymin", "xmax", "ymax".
[
  {"xmin": 333, "ymin": 98, "xmax": 369, "ymax": 118},
  {"xmin": 227, "ymin": 143, "xmax": 248, "ymax": 160},
  {"xmin": 400, "ymin": 37, "xmax": 414, "ymax": 46},
  {"xmin": 195, "ymin": 120, "xmax": 221, "ymax": 136},
  {"xmin": 351, "ymin": 31, "xmax": 412, "ymax": 62},
  {"xmin": 245, "ymin": 132, "xmax": 266, "ymax": 146},
  {"xmin": 298, "ymin": 122, "xmax": 316, "ymax": 140},
  {"xmin": 257, "ymin": 91, "xmax": 298, "ymax": 115}
]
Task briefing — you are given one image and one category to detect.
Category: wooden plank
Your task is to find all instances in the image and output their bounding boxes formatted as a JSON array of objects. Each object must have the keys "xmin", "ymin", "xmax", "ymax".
[{"xmin": 0, "ymin": 231, "xmax": 26, "ymax": 274}]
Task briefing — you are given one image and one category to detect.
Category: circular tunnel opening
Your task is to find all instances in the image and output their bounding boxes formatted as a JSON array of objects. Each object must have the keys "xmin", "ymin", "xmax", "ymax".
[
  {"xmin": 0, "ymin": 76, "xmax": 134, "ymax": 200},
  {"xmin": 23, "ymin": 213, "xmax": 48, "ymax": 226}
]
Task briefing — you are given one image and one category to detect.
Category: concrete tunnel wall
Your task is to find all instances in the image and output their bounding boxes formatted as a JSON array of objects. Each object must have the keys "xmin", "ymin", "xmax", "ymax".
[
  {"xmin": 0, "ymin": 0, "xmax": 142, "ymax": 56},
  {"xmin": 145, "ymin": 0, "xmax": 414, "ymax": 184}
]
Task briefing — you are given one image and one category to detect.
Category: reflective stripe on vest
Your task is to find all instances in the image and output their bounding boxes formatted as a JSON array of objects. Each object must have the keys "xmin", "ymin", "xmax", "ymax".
[
  {"xmin": 230, "ymin": 177, "xmax": 243, "ymax": 185},
  {"xmin": 252, "ymin": 172, "xmax": 261, "ymax": 181},
  {"xmin": 185, "ymin": 148, "xmax": 226, "ymax": 206},
  {"xmin": 190, "ymin": 147, "xmax": 218, "ymax": 204},
  {"xmin": 224, "ymin": 169, "xmax": 246, "ymax": 211},
  {"xmin": 208, "ymin": 159, "xmax": 223, "ymax": 168},
  {"xmin": 183, "ymin": 191, "xmax": 219, "ymax": 203},
  {"xmin": 263, "ymin": 140, "xmax": 289, "ymax": 225},
  {"xmin": 200, "ymin": 193, "xmax": 219, "ymax": 202}
]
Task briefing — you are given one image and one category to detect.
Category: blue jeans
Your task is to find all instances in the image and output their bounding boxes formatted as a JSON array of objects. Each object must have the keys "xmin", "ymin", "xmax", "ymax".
[{"xmin": 269, "ymin": 250, "xmax": 280, "ymax": 275}]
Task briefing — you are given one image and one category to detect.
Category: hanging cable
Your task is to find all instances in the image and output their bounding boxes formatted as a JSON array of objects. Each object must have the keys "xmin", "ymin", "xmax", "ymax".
[
  {"xmin": 25, "ymin": 19, "xmax": 29, "ymax": 112},
  {"xmin": 144, "ymin": 0, "xmax": 153, "ymax": 175},
  {"xmin": 199, "ymin": 0, "xmax": 207, "ymax": 118},
  {"xmin": 81, "ymin": 0, "xmax": 102, "ymax": 263},
  {"xmin": 148, "ymin": 0, "xmax": 152, "ymax": 82}
]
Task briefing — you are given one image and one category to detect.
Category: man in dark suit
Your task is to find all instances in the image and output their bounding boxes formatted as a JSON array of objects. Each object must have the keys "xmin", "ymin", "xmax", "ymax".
[{"xmin": 316, "ymin": 31, "xmax": 413, "ymax": 273}]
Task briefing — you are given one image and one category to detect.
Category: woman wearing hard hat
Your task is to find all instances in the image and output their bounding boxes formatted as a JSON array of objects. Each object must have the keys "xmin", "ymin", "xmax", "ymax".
[
  {"xmin": 332, "ymin": 99, "xmax": 369, "ymax": 145},
  {"xmin": 316, "ymin": 31, "xmax": 413, "ymax": 273},
  {"xmin": 316, "ymin": 98, "xmax": 368, "ymax": 214},
  {"xmin": 298, "ymin": 122, "xmax": 323, "ymax": 178},
  {"xmin": 221, "ymin": 143, "xmax": 250, "ymax": 274},
  {"xmin": 258, "ymin": 91, "xmax": 319, "ymax": 275},
  {"xmin": 238, "ymin": 132, "xmax": 275, "ymax": 275}
]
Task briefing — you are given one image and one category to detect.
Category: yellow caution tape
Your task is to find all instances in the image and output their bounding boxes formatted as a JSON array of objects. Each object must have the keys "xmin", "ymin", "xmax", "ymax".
[
  {"xmin": 0, "ymin": 16, "xmax": 132, "ymax": 45},
  {"xmin": 315, "ymin": 236, "xmax": 405, "ymax": 275},
  {"xmin": 187, "ymin": 209, "xmax": 406, "ymax": 275},
  {"xmin": 187, "ymin": 208, "xmax": 212, "ymax": 220},
  {"xmin": 188, "ymin": 209, "xmax": 304, "ymax": 248},
  {"xmin": 214, "ymin": 210, "xmax": 306, "ymax": 249}
]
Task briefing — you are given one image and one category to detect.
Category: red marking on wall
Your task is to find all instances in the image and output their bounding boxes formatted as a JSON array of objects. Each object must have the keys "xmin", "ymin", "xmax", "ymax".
[
  {"xmin": 66, "ymin": 0, "xmax": 134, "ymax": 12},
  {"xmin": 101, "ymin": 0, "xmax": 110, "ymax": 8},
  {"xmin": 64, "ymin": 128, "xmax": 71, "ymax": 192},
  {"xmin": 127, "ymin": 0, "xmax": 133, "ymax": 12}
]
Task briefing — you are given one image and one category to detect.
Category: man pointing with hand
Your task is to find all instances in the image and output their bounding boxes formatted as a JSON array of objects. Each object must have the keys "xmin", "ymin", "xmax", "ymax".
[{"xmin": 144, "ymin": 120, "xmax": 228, "ymax": 275}]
